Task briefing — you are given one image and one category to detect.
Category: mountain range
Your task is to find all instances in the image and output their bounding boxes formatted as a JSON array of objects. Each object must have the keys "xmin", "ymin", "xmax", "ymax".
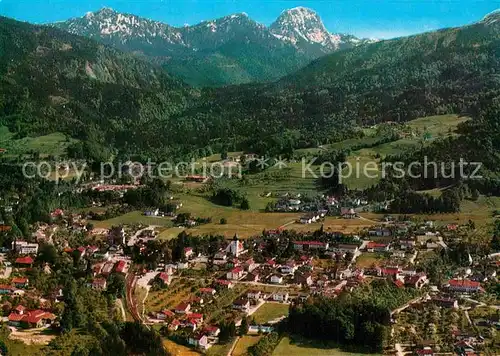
[
  {"xmin": 0, "ymin": 9, "xmax": 499, "ymax": 160},
  {"xmin": 52, "ymin": 7, "xmax": 374, "ymax": 86}
]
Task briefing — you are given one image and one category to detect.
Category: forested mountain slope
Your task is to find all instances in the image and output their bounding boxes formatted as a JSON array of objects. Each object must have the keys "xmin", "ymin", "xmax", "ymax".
[
  {"xmin": 0, "ymin": 12, "xmax": 499, "ymax": 160},
  {"xmin": 171, "ymin": 12, "xmax": 500, "ymax": 153},
  {"xmin": 52, "ymin": 7, "xmax": 371, "ymax": 86},
  {"xmin": 0, "ymin": 16, "xmax": 192, "ymax": 160}
]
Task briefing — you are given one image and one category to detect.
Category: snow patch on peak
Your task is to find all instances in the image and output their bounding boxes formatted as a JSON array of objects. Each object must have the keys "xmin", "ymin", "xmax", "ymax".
[
  {"xmin": 286, "ymin": 6, "xmax": 316, "ymax": 14},
  {"xmin": 481, "ymin": 9, "xmax": 500, "ymax": 24}
]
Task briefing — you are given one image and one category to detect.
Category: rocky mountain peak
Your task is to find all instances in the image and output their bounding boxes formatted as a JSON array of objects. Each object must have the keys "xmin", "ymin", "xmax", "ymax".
[{"xmin": 481, "ymin": 9, "xmax": 500, "ymax": 25}]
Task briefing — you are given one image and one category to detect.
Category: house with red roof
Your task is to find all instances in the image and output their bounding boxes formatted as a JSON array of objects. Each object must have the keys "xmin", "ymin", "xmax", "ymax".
[
  {"xmin": 168, "ymin": 319, "xmax": 181, "ymax": 331},
  {"xmin": 114, "ymin": 260, "xmax": 128, "ymax": 274},
  {"xmin": 405, "ymin": 273, "xmax": 428, "ymax": 289},
  {"xmin": 366, "ymin": 242, "xmax": 389, "ymax": 252},
  {"xmin": 0, "ymin": 285, "xmax": 13, "ymax": 294},
  {"xmin": 204, "ymin": 325, "xmax": 220, "ymax": 337},
  {"xmin": 265, "ymin": 259, "xmax": 276, "ymax": 267},
  {"xmin": 185, "ymin": 175, "xmax": 208, "ymax": 183},
  {"xmin": 416, "ymin": 347, "xmax": 434, "ymax": 355},
  {"xmin": 15, "ymin": 256, "xmax": 34, "ymax": 267},
  {"xmin": 50, "ymin": 209, "xmax": 64, "ymax": 219},
  {"xmin": 92, "ymin": 264, "xmax": 103, "ymax": 276},
  {"xmin": 12, "ymin": 277, "xmax": 29, "ymax": 288},
  {"xmin": 155, "ymin": 309, "xmax": 174, "ymax": 320},
  {"xmin": 101, "ymin": 261, "xmax": 115, "ymax": 276},
  {"xmin": 187, "ymin": 313, "xmax": 204, "ymax": 323},
  {"xmin": 8, "ymin": 306, "xmax": 56, "ymax": 328},
  {"xmin": 227, "ymin": 267, "xmax": 244, "ymax": 280},
  {"xmin": 174, "ymin": 302, "xmax": 191, "ymax": 314},
  {"xmin": 244, "ymin": 258, "xmax": 257, "ymax": 272},
  {"xmin": 90, "ymin": 278, "xmax": 107, "ymax": 291},
  {"xmin": 447, "ymin": 279, "xmax": 481, "ymax": 293},
  {"xmin": 393, "ymin": 279, "xmax": 404, "ymax": 288},
  {"xmin": 199, "ymin": 287, "xmax": 216, "ymax": 296},
  {"xmin": 378, "ymin": 266, "xmax": 402, "ymax": 278},
  {"xmin": 294, "ymin": 272, "xmax": 313, "ymax": 287},
  {"xmin": 281, "ymin": 260, "xmax": 297, "ymax": 274},
  {"xmin": 184, "ymin": 247, "xmax": 194, "ymax": 259},
  {"xmin": 215, "ymin": 279, "xmax": 234, "ymax": 289},
  {"xmin": 158, "ymin": 272, "xmax": 172, "ymax": 286}
]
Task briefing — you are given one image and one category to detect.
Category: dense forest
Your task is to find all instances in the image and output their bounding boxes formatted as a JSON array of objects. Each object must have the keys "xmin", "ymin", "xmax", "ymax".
[{"xmin": 287, "ymin": 280, "xmax": 420, "ymax": 352}]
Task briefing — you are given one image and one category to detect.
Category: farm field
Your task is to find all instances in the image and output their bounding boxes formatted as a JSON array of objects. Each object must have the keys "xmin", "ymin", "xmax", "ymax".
[
  {"xmin": 337, "ymin": 114, "xmax": 469, "ymax": 189},
  {"xmin": 233, "ymin": 335, "xmax": 263, "ymax": 356},
  {"xmin": 226, "ymin": 162, "xmax": 325, "ymax": 211},
  {"xmin": 252, "ymin": 303, "xmax": 289, "ymax": 324},
  {"xmin": 355, "ymin": 252, "xmax": 388, "ymax": 268},
  {"xmin": 286, "ymin": 216, "xmax": 375, "ymax": 234},
  {"xmin": 361, "ymin": 195, "xmax": 500, "ymax": 227},
  {"xmin": 161, "ymin": 194, "xmax": 301, "ymax": 238},
  {"xmin": 273, "ymin": 336, "xmax": 378, "ymax": 356},
  {"xmin": 145, "ymin": 279, "xmax": 197, "ymax": 313},
  {"xmin": 163, "ymin": 339, "xmax": 200, "ymax": 356},
  {"xmin": 90, "ymin": 211, "xmax": 175, "ymax": 229}
]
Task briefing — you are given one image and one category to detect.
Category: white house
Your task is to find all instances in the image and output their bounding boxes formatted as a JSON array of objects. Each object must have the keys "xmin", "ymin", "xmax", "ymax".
[
  {"xmin": 270, "ymin": 275, "xmax": 284, "ymax": 284},
  {"xmin": 226, "ymin": 236, "xmax": 244, "ymax": 257},
  {"xmin": 299, "ymin": 213, "xmax": 320, "ymax": 224},
  {"xmin": 12, "ymin": 241, "xmax": 39, "ymax": 255},
  {"xmin": 232, "ymin": 298, "xmax": 250, "ymax": 312},
  {"xmin": 272, "ymin": 292, "xmax": 289, "ymax": 302},
  {"xmin": 247, "ymin": 290, "xmax": 262, "ymax": 300},
  {"xmin": 280, "ymin": 261, "xmax": 297, "ymax": 275},
  {"xmin": 188, "ymin": 334, "xmax": 209, "ymax": 350},
  {"xmin": 227, "ymin": 267, "xmax": 244, "ymax": 280},
  {"xmin": 334, "ymin": 244, "xmax": 359, "ymax": 255}
]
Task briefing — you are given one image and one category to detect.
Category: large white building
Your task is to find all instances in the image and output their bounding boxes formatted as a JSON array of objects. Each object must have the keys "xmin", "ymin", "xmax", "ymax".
[
  {"xmin": 12, "ymin": 241, "xmax": 39, "ymax": 255},
  {"xmin": 226, "ymin": 235, "xmax": 244, "ymax": 257}
]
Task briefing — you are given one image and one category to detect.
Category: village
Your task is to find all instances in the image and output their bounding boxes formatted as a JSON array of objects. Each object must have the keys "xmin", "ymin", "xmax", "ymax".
[{"xmin": 0, "ymin": 195, "xmax": 498, "ymax": 356}]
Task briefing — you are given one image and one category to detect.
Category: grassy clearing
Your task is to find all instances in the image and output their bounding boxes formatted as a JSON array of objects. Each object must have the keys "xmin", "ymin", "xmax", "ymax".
[
  {"xmin": 163, "ymin": 339, "xmax": 200, "ymax": 356},
  {"xmin": 273, "ymin": 336, "xmax": 378, "ymax": 356},
  {"xmin": 233, "ymin": 162, "xmax": 323, "ymax": 210},
  {"xmin": 286, "ymin": 217, "xmax": 374, "ymax": 235},
  {"xmin": 145, "ymin": 279, "xmax": 196, "ymax": 313},
  {"xmin": 252, "ymin": 303, "xmax": 289, "ymax": 324},
  {"xmin": 91, "ymin": 211, "xmax": 174, "ymax": 229},
  {"xmin": 406, "ymin": 114, "xmax": 469, "ymax": 136},
  {"xmin": 0, "ymin": 126, "xmax": 77, "ymax": 156},
  {"xmin": 233, "ymin": 336, "xmax": 263, "ymax": 356},
  {"xmin": 158, "ymin": 194, "xmax": 301, "ymax": 238},
  {"xmin": 157, "ymin": 196, "xmax": 374, "ymax": 239},
  {"xmin": 360, "ymin": 195, "xmax": 500, "ymax": 227},
  {"xmin": 0, "ymin": 337, "xmax": 45, "ymax": 356},
  {"xmin": 355, "ymin": 252, "xmax": 388, "ymax": 268},
  {"xmin": 206, "ymin": 341, "xmax": 234, "ymax": 356},
  {"xmin": 334, "ymin": 114, "xmax": 469, "ymax": 190}
]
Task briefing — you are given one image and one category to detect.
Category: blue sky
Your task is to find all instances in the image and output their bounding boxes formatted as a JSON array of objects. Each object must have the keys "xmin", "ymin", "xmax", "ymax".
[{"xmin": 0, "ymin": 0, "xmax": 499, "ymax": 39}]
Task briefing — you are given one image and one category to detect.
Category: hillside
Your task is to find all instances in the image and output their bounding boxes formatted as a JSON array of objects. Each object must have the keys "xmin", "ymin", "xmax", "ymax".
[
  {"xmin": 0, "ymin": 16, "xmax": 192, "ymax": 160},
  {"xmin": 0, "ymin": 12, "xmax": 499, "ymax": 160},
  {"xmin": 52, "ymin": 7, "xmax": 371, "ymax": 86},
  {"xmin": 169, "ymin": 12, "xmax": 500, "ymax": 153}
]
